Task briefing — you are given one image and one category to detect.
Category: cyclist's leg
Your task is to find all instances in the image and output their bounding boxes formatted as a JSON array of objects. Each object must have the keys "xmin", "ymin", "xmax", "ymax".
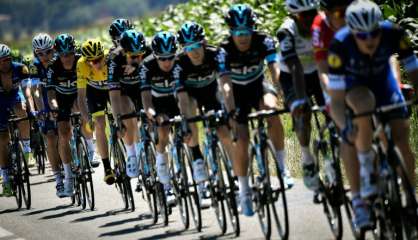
[
  {"xmin": 13, "ymin": 92, "xmax": 32, "ymax": 162},
  {"xmin": 120, "ymin": 94, "xmax": 139, "ymax": 178},
  {"xmin": 0, "ymin": 101, "xmax": 11, "ymax": 196}
]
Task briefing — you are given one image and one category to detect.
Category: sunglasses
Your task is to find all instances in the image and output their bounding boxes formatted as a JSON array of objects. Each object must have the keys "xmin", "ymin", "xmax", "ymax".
[
  {"xmin": 36, "ymin": 49, "xmax": 54, "ymax": 57},
  {"xmin": 354, "ymin": 28, "xmax": 381, "ymax": 40},
  {"xmin": 0, "ymin": 56, "xmax": 11, "ymax": 63},
  {"xmin": 127, "ymin": 51, "xmax": 145, "ymax": 59},
  {"xmin": 59, "ymin": 52, "xmax": 74, "ymax": 58},
  {"xmin": 184, "ymin": 42, "xmax": 202, "ymax": 52},
  {"xmin": 155, "ymin": 54, "xmax": 175, "ymax": 61},
  {"xmin": 230, "ymin": 28, "xmax": 253, "ymax": 37},
  {"xmin": 88, "ymin": 57, "xmax": 103, "ymax": 65}
]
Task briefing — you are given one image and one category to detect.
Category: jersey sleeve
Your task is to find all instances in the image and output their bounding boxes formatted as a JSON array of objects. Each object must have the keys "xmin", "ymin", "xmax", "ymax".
[
  {"xmin": 276, "ymin": 28, "xmax": 297, "ymax": 62},
  {"xmin": 261, "ymin": 35, "xmax": 279, "ymax": 64},
  {"xmin": 215, "ymin": 47, "xmax": 230, "ymax": 77},
  {"xmin": 172, "ymin": 63, "xmax": 185, "ymax": 93},
  {"xmin": 139, "ymin": 64, "xmax": 151, "ymax": 92},
  {"xmin": 76, "ymin": 60, "xmax": 87, "ymax": 89},
  {"xmin": 396, "ymin": 27, "xmax": 418, "ymax": 73},
  {"xmin": 311, "ymin": 15, "xmax": 328, "ymax": 62},
  {"xmin": 327, "ymin": 39, "xmax": 346, "ymax": 90},
  {"xmin": 20, "ymin": 65, "xmax": 31, "ymax": 88},
  {"xmin": 108, "ymin": 56, "xmax": 122, "ymax": 90}
]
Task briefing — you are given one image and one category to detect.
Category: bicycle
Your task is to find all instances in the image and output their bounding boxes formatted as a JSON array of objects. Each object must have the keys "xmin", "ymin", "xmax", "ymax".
[
  {"xmin": 160, "ymin": 115, "xmax": 202, "ymax": 231},
  {"xmin": 192, "ymin": 109, "xmax": 240, "ymax": 236},
  {"xmin": 310, "ymin": 105, "xmax": 355, "ymax": 240},
  {"xmin": 352, "ymin": 99, "xmax": 418, "ymax": 240},
  {"xmin": 247, "ymin": 109, "xmax": 289, "ymax": 240},
  {"xmin": 121, "ymin": 110, "xmax": 167, "ymax": 225},
  {"xmin": 107, "ymin": 113, "xmax": 135, "ymax": 212},
  {"xmin": 7, "ymin": 114, "xmax": 31, "ymax": 210},
  {"xmin": 30, "ymin": 117, "xmax": 47, "ymax": 175},
  {"xmin": 69, "ymin": 112, "xmax": 95, "ymax": 210}
]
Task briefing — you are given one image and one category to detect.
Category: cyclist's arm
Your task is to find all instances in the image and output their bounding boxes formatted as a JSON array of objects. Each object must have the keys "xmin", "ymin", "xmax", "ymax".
[
  {"xmin": 76, "ymin": 63, "xmax": 89, "ymax": 122},
  {"xmin": 108, "ymin": 59, "xmax": 122, "ymax": 117},
  {"xmin": 21, "ymin": 66, "xmax": 35, "ymax": 113},
  {"xmin": 46, "ymin": 67, "xmax": 58, "ymax": 110},
  {"xmin": 173, "ymin": 64, "xmax": 190, "ymax": 117},
  {"xmin": 141, "ymin": 90, "xmax": 154, "ymax": 118},
  {"xmin": 216, "ymin": 47, "xmax": 236, "ymax": 113},
  {"xmin": 396, "ymin": 28, "xmax": 418, "ymax": 94},
  {"xmin": 139, "ymin": 64, "xmax": 155, "ymax": 118}
]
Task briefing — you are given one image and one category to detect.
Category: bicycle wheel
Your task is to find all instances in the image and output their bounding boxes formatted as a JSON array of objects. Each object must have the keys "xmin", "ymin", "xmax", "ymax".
[
  {"xmin": 156, "ymin": 181, "xmax": 168, "ymax": 226},
  {"xmin": 112, "ymin": 140, "xmax": 131, "ymax": 210},
  {"xmin": 78, "ymin": 138, "xmax": 95, "ymax": 210},
  {"xmin": 184, "ymin": 145, "xmax": 202, "ymax": 232},
  {"xmin": 140, "ymin": 143, "xmax": 158, "ymax": 223},
  {"xmin": 266, "ymin": 140, "xmax": 289, "ymax": 240},
  {"xmin": 205, "ymin": 142, "xmax": 227, "ymax": 235},
  {"xmin": 313, "ymin": 139, "xmax": 343, "ymax": 239},
  {"xmin": 17, "ymin": 142, "xmax": 31, "ymax": 209},
  {"xmin": 217, "ymin": 142, "xmax": 240, "ymax": 237},
  {"xmin": 170, "ymin": 145, "xmax": 190, "ymax": 229},
  {"xmin": 343, "ymin": 193, "xmax": 362, "ymax": 240},
  {"xmin": 39, "ymin": 137, "xmax": 46, "ymax": 175},
  {"xmin": 11, "ymin": 145, "xmax": 23, "ymax": 209}
]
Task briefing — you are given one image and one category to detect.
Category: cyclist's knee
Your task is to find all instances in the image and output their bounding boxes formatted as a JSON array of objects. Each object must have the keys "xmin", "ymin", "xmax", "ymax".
[
  {"xmin": 346, "ymin": 87, "xmax": 376, "ymax": 114},
  {"xmin": 58, "ymin": 124, "xmax": 71, "ymax": 141},
  {"xmin": 390, "ymin": 119, "xmax": 410, "ymax": 147}
]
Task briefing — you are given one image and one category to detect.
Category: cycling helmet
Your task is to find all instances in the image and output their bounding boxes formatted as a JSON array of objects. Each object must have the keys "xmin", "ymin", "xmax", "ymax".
[
  {"xmin": 177, "ymin": 21, "xmax": 205, "ymax": 45},
  {"xmin": 109, "ymin": 18, "xmax": 133, "ymax": 40},
  {"xmin": 32, "ymin": 33, "xmax": 53, "ymax": 51},
  {"xmin": 285, "ymin": 0, "xmax": 319, "ymax": 13},
  {"xmin": 54, "ymin": 34, "xmax": 75, "ymax": 54},
  {"xmin": 345, "ymin": 0, "xmax": 382, "ymax": 32},
  {"xmin": 120, "ymin": 30, "xmax": 147, "ymax": 54},
  {"xmin": 225, "ymin": 4, "xmax": 257, "ymax": 29},
  {"xmin": 81, "ymin": 39, "xmax": 104, "ymax": 60},
  {"xmin": 151, "ymin": 31, "xmax": 177, "ymax": 56},
  {"xmin": 320, "ymin": 0, "xmax": 353, "ymax": 10},
  {"xmin": 0, "ymin": 44, "xmax": 11, "ymax": 59}
]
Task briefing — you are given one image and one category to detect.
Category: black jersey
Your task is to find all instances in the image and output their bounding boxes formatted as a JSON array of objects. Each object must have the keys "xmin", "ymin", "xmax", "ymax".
[
  {"xmin": 177, "ymin": 45, "xmax": 229, "ymax": 89},
  {"xmin": 220, "ymin": 31, "xmax": 278, "ymax": 85},
  {"xmin": 108, "ymin": 46, "xmax": 152, "ymax": 90},
  {"xmin": 46, "ymin": 54, "xmax": 81, "ymax": 95},
  {"xmin": 139, "ymin": 55, "xmax": 184, "ymax": 98}
]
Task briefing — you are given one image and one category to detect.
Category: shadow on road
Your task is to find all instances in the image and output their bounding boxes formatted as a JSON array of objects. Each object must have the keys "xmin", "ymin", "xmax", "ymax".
[
  {"xmin": 133, "ymin": 227, "xmax": 209, "ymax": 240},
  {"xmin": 99, "ymin": 213, "xmax": 152, "ymax": 228},
  {"xmin": 198, "ymin": 232, "xmax": 237, "ymax": 240},
  {"xmin": 30, "ymin": 178, "xmax": 55, "ymax": 186},
  {"xmin": 71, "ymin": 212, "xmax": 111, "ymax": 222},
  {"xmin": 40, "ymin": 209, "xmax": 84, "ymax": 220},
  {"xmin": 22, "ymin": 204, "xmax": 73, "ymax": 216},
  {"xmin": 0, "ymin": 208, "xmax": 21, "ymax": 215}
]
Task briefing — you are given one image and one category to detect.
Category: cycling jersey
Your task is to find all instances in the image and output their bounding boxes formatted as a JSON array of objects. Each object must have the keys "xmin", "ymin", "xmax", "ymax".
[
  {"xmin": 220, "ymin": 31, "xmax": 278, "ymax": 85},
  {"xmin": 139, "ymin": 55, "xmax": 184, "ymax": 98},
  {"xmin": 46, "ymin": 55, "xmax": 81, "ymax": 95},
  {"xmin": 76, "ymin": 55, "xmax": 109, "ymax": 90},
  {"xmin": 328, "ymin": 21, "xmax": 418, "ymax": 110},
  {"xmin": 311, "ymin": 12, "xmax": 335, "ymax": 62},
  {"xmin": 29, "ymin": 58, "xmax": 49, "ymax": 87},
  {"xmin": 0, "ymin": 62, "xmax": 29, "ymax": 131},
  {"xmin": 277, "ymin": 17, "xmax": 317, "ymax": 74}
]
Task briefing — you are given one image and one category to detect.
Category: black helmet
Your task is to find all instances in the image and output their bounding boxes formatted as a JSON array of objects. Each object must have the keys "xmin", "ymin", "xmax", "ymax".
[
  {"xmin": 109, "ymin": 18, "xmax": 133, "ymax": 40},
  {"xmin": 225, "ymin": 4, "xmax": 257, "ymax": 29},
  {"xmin": 151, "ymin": 31, "xmax": 177, "ymax": 56},
  {"xmin": 320, "ymin": 0, "xmax": 353, "ymax": 10},
  {"xmin": 120, "ymin": 30, "xmax": 147, "ymax": 54},
  {"xmin": 54, "ymin": 34, "xmax": 75, "ymax": 54},
  {"xmin": 177, "ymin": 21, "xmax": 205, "ymax": 45}
]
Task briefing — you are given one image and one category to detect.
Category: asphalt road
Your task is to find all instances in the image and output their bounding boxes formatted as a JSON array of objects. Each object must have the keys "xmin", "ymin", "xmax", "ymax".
[{"xmin": 0, "ymin": 164, "xmax": 357, "ymax": 240}]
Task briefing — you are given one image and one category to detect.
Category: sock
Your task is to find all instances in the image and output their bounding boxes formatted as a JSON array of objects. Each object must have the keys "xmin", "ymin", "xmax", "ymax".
[
  {"xmin": 191, "ymin": 145, "xmax": 203, "ymax": 161},
  {"xmin": 156, "ymin": 151, "xmax": 166, "ymax": 165},
  {"xmin": 1, "ymin": 167, "xmax": 9, "ymax": 183},
  {"xmin": 276, "ymin": 150, "xmax": 286, "ymax": 173},
  {"xmin": 63, "ymin": 163, "xmax": 72, "ymax": 180},
  {"xmin": 22, "ymin": 139, "xmax": 31, "ymax": 153},
  {"xmin": 102, "ymin": 158, "xmax": 111, "ymax": 171},
  {"xmin": 125, "ymin": 144, "xmax": 136, "ymax": 158},
  {"xmin": 53, "ymin": 170, "xmax": 63, "ymax": 184},
  {"xmin": 301, "ymin": 146, "xmax": 314, "ymax": 165},
  {"xmin": 86, "ymin": 138, "xmax": 95, "ymax": 153},
  {"xmin": 358, "ymin": 150, "xmax": 375, "ymax": 171},
  {"xmin": 238, "ymin": 176, "xmax": 250, "ymax": 196}
]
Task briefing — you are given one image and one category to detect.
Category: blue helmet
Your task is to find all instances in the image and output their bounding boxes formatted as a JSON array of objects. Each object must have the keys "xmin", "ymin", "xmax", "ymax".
[
  {"xmin": 109, "ymin": 18, "xmax": 133, "ymax": 40},
  {"xmin": 120, "ymin": 30, "xmax": 146, "ymax": 54},
  {"xmin": 151, "ymin": 31, "xmax": 177, "ymax": 56},
  {"xmin": 177, "ymin": 21, "xmax": 205, "ymax": 45},
  {"xmin": 225, "ymin": 4, "xmax": 257, "ymax": 29},
  {"xmin": 54, "ymin": 34, "xmax": 75, "ymax": 54}
]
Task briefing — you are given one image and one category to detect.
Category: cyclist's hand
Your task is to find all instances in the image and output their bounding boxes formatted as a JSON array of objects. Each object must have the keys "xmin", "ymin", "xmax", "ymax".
[
  {"xmin": 263, "ymin": 93, "xmax": 278, "ymax": 109},
  {"xmin": 146, "ymin": 108, "xmax": 156, "ymax": 123}
]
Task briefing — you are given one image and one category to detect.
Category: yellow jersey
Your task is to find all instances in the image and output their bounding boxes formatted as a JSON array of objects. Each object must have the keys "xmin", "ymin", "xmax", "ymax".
[{"xmin": 76, "ymin": 55, "xmax": 108, "ymax": 90}]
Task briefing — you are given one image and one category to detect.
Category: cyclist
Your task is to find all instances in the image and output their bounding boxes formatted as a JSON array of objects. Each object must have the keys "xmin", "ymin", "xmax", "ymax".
[
  {"xmin": 176, "ymin": 21, "xmax": 236, "ymax": 185},
  {"xmin": 109, "ymin": 29, "xmax": 151, "ymax": 178},
  {"xmin": 0, "ymin": 44, "xmax": 33, "ymax": 197},
  {"xmin": 221, "ymin": 4, "xmax": 289, "ymax": 216},
  {"xmin": 11, "ymin": 49, "xmax": 23, "ymax": 63},
  {"xmin": 109, "ymin": 18, "xmax": 134, "ymax": 52},
  {"xmin": 276, "ymin": 0, "xmax": 325, "ymax": 191},
  {"xmin": 328, "ymin": 0, "xmax": 418, "ymax": 228},
  {"xmin": 77, "ymin": 39, "xmax": 115, "ymax": 185},
  {"xmin": 30, "ymin": 33, "xmax": 62, "ymax": 194},
  {"xmin": 140, "ymin": 31, "xmax": 189, "ymax": 189}
]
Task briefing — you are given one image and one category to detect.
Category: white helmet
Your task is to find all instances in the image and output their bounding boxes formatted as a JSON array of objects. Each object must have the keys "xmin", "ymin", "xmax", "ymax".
[
  {"xmin": 285, "ymin": 0, "xmax": 318, "ymax": 13},
  {"xmin": 0, "ymin": 44, "xmax": 11, "ymax": 58},
  {"xmin": 345, "ymin": 0, "xmax": 382, "ymax": 32},
  {"xmin": 32, "ymin": 33, "xmax": 53, "ymax": 51}
]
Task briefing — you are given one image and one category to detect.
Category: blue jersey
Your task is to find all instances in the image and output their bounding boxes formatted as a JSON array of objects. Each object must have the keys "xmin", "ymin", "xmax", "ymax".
[
  {"xmin": 328, "ymin": 21, "xmax": 418, "ymax": 106},
  {"xmin": 29, "ymin": 57, "xmax": 49, "ymax": 87},
  {"xmin": 0, "ymin": 62, "xmax": 30, "ymax": 95}
]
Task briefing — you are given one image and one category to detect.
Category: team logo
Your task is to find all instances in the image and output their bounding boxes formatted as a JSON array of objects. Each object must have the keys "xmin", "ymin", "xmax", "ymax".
[{"xmin": 327, "ymin": 53, "xmax": 342, "ymax": 68}]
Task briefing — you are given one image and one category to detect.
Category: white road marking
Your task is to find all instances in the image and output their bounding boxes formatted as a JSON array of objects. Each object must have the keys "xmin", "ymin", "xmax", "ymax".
[{"xmin": 0, "ymin": 226, "xmax": 13, "ymax": 238}]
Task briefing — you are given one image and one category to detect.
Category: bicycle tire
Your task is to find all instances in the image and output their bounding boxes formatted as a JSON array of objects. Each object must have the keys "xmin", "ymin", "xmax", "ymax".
[
  {"xmin": 184, "ymin": 145, "xmax": 202, "ymax": 232},
  {"xmin": 18, "ymin": 142, "xmax": 31, "ymax": 209},
  {"xmin": 112, "ymin": 139, "xmax": 130, "ymax": 210},
  {"xmin": 156, "ymin": 181, "xmax": 168, "ymax": 226},
  {"xmin": 12, "ymin": 143, "xmax": 23, "ymax": 209},
  {"xmin": 78, "ymin": 138, "xmax": 95, "ymax": 210},
  {"xmin": 140, "ymin": 143, "xmax": 159, "ymax": 223}
]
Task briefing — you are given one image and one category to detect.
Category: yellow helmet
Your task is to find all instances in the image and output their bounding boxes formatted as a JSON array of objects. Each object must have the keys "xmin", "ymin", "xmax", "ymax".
[{"xmin": 81, "ymin": 39, "xmax": 104, "ymax": 60}]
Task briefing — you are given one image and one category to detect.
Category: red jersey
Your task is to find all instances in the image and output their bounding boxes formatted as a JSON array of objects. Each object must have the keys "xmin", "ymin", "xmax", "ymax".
[{"xmin": 311, "ymin": 12, "xmax": 335, "ymax": 62}]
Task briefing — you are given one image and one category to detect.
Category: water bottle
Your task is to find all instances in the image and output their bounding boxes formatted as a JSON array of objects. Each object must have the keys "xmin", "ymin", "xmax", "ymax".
[{"xmin": 324, "ymin": 157, "xmax": 336, "ymax": 186}]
